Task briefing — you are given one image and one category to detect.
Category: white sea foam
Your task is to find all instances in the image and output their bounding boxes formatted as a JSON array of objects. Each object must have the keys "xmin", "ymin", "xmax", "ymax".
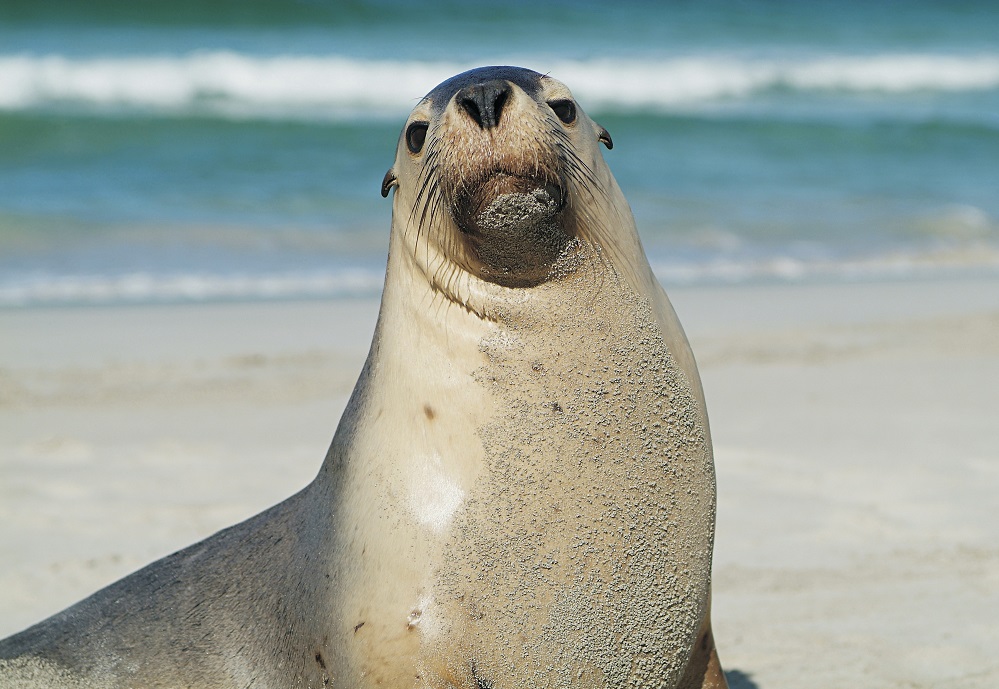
[
  {"xmin": 2, "ymin": 245, "xmax": 998, "ymax": 307},
  {"xmin": 652, "ymin": 243, "xmax": 999, "ymax": 286},
  {"xmin": 559, "ymin": 54, "xmax": 999, "ymax": 109},
  {"xmin": 1, "ymin": 52, "xmax": 997, "ymax": 118},
  {"xmin": 0, "ymin": 269, "xmax": 385, "ymax": 307}
]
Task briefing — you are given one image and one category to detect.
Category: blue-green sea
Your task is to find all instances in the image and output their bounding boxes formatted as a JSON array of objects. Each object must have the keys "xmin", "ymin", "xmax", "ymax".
[{"xmin": 1, "ymin": 0, "xmax": 998, "ymax": 305}]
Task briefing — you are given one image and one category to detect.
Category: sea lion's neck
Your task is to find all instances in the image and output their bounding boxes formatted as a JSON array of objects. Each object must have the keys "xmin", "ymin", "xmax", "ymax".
[
  {"xmin": 315, "ymin": 223, "xmax": 498, "ymax": 495},
  {"xmin": 377, "ymin": 223, "xmax": 499, "ymax": 366}
]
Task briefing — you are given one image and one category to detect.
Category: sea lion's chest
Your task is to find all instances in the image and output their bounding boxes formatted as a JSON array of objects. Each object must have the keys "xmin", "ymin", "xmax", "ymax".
[{"xmin": 337, "ymin": 285, "xmax": 715, "ymax": 689}]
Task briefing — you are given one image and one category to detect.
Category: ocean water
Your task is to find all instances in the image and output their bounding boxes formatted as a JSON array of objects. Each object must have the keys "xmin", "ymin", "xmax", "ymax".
[{"xmin": 1, "ymin": 0, "xmax": 998, "ymax": 306}]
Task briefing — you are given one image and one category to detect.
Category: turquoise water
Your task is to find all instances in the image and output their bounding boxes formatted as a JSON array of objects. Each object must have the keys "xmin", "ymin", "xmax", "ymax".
[{"xmin": 1, "ymin": 1, "xmax": 998, "ymax": 305}]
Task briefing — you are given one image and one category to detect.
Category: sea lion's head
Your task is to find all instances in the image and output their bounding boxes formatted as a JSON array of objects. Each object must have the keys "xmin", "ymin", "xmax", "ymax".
[{"xmin": 382, "ymin": 66, "xmax": 621, "ymax": 309}]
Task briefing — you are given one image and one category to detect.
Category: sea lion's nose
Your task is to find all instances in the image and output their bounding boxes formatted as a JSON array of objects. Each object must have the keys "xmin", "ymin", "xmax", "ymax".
[{"xmin": 457, "ymin": 80, "xmax": 511, "ymax": 130}]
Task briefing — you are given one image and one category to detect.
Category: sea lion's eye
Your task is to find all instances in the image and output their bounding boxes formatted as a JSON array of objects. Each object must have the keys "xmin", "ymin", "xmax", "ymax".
[
  {"xmin": 548, "ymin": 100, "xmax": 576, "ymax": 125},
  {"xmin": 406, "ymin": 121, "xmax": 429, "ymax": 154}
]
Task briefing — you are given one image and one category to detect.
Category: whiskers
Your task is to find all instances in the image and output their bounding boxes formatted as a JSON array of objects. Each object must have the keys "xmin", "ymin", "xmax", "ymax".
[
  {"xmin": 408, "ymin": 136, "xmax": 445, "ymax": 261},
  {"xmin": 401, "ymin": 132, "xmax": 483, "ymax": 318},
  {"xmin": 398, "ymin": 116, "xmax": 632, "ymax": 319},
  {"xmin": 551, "ymin": 125, "xmax": 629, "ymax": 287}
]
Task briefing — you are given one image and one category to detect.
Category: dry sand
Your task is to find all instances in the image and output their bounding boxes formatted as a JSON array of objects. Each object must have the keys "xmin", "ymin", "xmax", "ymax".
[{"xmin": 1, "ymin": 276, "xmax": 997, "ymax": 688}]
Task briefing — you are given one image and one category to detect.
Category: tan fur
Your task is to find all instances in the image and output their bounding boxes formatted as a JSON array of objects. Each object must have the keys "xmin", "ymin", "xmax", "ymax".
[
  {"xmin": 678, "ymin": 597, "xmax": 729, "ymax": 689},
  {"xmin": 0, "ymin": 67, "xmax": 723, "ymax": 689}
]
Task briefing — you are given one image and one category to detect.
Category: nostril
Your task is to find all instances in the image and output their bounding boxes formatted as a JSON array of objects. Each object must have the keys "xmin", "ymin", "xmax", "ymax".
[
  {"xmin": 457, "ymin": 80, "xmax": 511, "ymax": 130},
  {"xmin": 492, "ymin": 88, "xmax": 509, "ymax": 122},
  {"xmin": 460, "ymin": 95, "xmax": 483, "ymax": 127}
]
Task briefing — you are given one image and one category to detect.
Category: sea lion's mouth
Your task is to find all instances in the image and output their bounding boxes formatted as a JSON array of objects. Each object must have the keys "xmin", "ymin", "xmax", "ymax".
[
  {"xmin": 452, "ymin": 172, "xmax": 566, "ymax": 237},
  {"xmin": 449, "ymin": 172, "xmax": 572, "ymax": 287}
]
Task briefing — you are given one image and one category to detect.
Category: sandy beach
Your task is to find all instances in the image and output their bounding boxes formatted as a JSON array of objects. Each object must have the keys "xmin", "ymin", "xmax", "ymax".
[{"xmin": 1, "ymin": 275, "xmax": 997, "ymax": 688}]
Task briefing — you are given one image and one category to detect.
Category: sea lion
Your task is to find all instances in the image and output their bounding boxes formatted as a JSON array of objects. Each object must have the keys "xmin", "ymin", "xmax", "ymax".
[{"xmin": 0, "ymin": 66, "xmax": 727, "ymax": 689}]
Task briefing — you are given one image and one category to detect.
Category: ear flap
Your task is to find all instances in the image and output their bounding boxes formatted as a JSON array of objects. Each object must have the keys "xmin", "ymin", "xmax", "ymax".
[
  {"xmin": 381, "ymin": 169, "xmax": 398, "ymax": 198},
  {"xmin": 597, "ymin": 125, "xmax": 613, "ymax": 150}
]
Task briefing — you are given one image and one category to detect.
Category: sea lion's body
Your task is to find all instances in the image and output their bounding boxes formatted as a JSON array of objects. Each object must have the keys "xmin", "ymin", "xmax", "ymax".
[{"xmin": 0, "ymin": 67, "xmax": 726, "ymax": 689}]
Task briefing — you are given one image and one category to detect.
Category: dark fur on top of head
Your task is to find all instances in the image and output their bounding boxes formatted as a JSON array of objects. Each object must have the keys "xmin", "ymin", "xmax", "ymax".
[{"xmin": 421, "ymin": 66, "xmax": 545, "ymax": 118}]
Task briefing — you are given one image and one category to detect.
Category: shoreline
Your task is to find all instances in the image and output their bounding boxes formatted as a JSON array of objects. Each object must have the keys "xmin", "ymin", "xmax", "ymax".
[
  {"xmin": 1, "ymin": 275, "xmax": 997, "ymax": 687},
  {"xmin": 4, "ymin": 260, "xmax": 999, "ymax": 311}
]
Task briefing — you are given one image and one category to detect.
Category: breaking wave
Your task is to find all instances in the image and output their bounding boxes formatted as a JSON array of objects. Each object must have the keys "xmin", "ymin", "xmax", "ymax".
[
  {"xmin": 1, "ymin": 52, "xmax": 997, "ymax": 119},
  {"xmin": 4, "ymin": 245, "xmax": 998, "ymax": 307}
]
